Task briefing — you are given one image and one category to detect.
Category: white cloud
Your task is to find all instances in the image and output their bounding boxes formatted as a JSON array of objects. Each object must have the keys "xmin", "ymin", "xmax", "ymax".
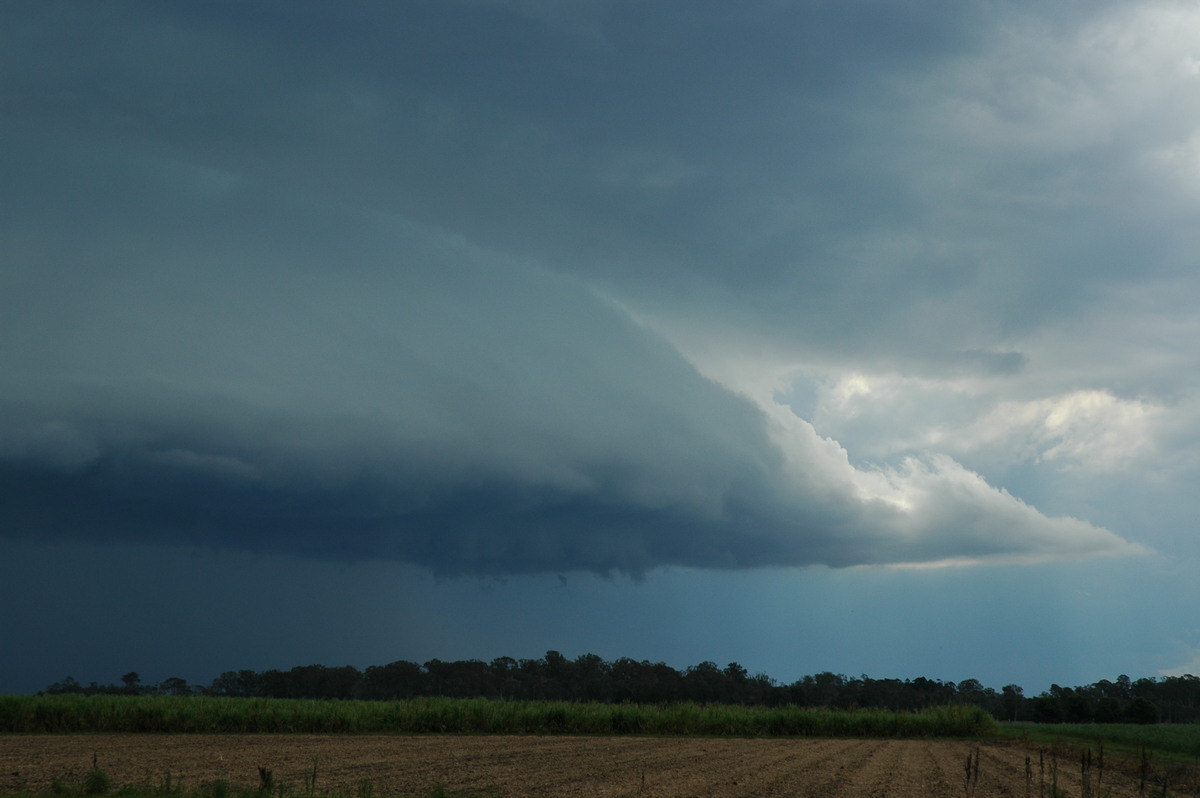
[
  {"xmin": 744, "ymin": 390, "xmax": 1147, "ymax": 568},
  {"xmin": 797, "ymin": 361, "xmax": 1163, "ymax": 477},
  {"xmin": 954, "ymin": 391, "xmax": 1159, "ymax": 472}
]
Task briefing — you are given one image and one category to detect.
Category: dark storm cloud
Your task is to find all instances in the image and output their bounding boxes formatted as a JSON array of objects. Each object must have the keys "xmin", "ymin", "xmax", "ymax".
[
  {"xmin": 0, "ymin": 179, "xmax": 1135, "ymax": 573},
  {"xmin": 2, "ymin": 0, "xmax": 1007, "ymax": 331},
  {"xmin": 0, "ymin": 150, "xmax": 799, "ymax": 574},
  {"xmin": 0, "ymin": 1, "xmax": 1150, "ymax": 576},
  {"xmin": 8, "ymin": 0, "xmax": 1117, "ymax": 349}
]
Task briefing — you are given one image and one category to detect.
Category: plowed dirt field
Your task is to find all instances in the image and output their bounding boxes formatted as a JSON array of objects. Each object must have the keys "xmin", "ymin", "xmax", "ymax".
[{"xmin": 1, "ymin": 734, "xmax": 1193, "ymax": 798}]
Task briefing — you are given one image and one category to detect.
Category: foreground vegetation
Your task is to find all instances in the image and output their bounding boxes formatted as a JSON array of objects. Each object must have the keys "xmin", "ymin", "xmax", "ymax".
[
  {"xmin": 0, "ymin": 694, "xmax": 996, "ymax": 738},
  {"xmin": 1006, "ymin": 721, "xmax": 1200, "ymax": 760},
  {"xmin": 42, "ymin": 651, "xmax": 1200, "ymax": 723}
]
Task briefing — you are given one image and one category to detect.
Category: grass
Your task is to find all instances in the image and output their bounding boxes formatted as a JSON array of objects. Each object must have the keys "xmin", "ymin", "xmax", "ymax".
[
  {"xmin": 1003, "ymin": 722, "xmax": 1200, "ymax": 761},
  {"xmin": 0, "ymin": 694, "xmax": 996, "ymax": 737},
  {"xmin": 1001, "ymin": 723, "xmax": 1200, "ymax": 798}
]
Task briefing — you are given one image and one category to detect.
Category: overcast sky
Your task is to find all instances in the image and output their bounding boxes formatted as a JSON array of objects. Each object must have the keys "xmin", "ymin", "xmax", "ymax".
[{"xmin": 3, "ymin": 0, "xmax": 1200, "ymax": 696}]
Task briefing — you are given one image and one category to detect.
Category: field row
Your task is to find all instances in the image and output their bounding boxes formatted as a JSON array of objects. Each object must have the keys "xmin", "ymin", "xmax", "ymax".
[{"xmin": 4, "ymin": 733, "xmax": 1199, "ymax": 798}]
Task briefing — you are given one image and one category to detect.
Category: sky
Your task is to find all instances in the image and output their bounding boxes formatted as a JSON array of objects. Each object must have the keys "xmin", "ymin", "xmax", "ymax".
[{"xmin": 3, "ymin": 0, "xmax": 1200, "ymax": 696}]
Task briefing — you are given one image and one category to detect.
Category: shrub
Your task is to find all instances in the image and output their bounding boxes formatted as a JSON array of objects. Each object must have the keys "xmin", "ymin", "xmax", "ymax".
[{"xmin": 84, "ymin": 769, "xmax": 112, "ymax": 795}]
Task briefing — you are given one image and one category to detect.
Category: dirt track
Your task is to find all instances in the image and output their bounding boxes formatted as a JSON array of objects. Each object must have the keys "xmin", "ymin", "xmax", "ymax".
[{"xmin": 1, "ymin": 734, "xmax": 1193, "ymax": 797}]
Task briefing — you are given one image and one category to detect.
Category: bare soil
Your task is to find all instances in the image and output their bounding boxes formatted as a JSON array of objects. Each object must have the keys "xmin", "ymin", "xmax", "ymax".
[{"xmin": 0, "ymin": 734, "xmax": 1192, "ymax": 798}]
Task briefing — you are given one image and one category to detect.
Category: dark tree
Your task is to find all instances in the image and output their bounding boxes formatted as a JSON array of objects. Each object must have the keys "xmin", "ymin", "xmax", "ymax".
[
  {"xmin": 159, "ymin": 677, "xmax": 192, "ymax": 696},
  {"xmin": 1094, "ymin": 697, "xmax": 1122, "ymax": 723},
  {"xmin": 43, "ymin": 676, "xmax": 83, "ymax": 694},
  {"xmin": 1030, "ymin": 695, "xmax": 1065, "ymax": 723},
  {"xmin": 684, "ymin": 661, "xmax": 728, "ymax": 703},
  {"xmin": 571, "ymin": 653, "xmax": 611, "ymax": 702},
  {"xmin": 489, "ymin": 657, "xmax": 520, "ymax": 699},
  {"xmin": 999, "ymin": 684, "xmax": 1025, "ymax": 721},
  {"xmin": 363, "ymin": 660, "xmax": 423, "ymax": 700},
  {"xmin": 1124, "ymin": 696, "xmax": 1159, "ymax": 724},
  {"xmin": 1062, "ymin": 690, "xmax": 1093, "ymax": 723},
  {"xmin": 78, "ymin": 652, "xmax": 1200, "ymax": 724}
]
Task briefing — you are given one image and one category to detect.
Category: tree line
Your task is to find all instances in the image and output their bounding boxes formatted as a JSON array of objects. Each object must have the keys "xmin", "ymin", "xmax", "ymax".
[{"xmin": 42, "ymin": 652, "xmax": 1200, "ymax": 724}]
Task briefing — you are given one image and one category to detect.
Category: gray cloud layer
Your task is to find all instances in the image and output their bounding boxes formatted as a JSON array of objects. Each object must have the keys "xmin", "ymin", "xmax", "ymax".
[{"xmin": 0, "ymin": 0, "xmax": 1157, "ymax": 575}]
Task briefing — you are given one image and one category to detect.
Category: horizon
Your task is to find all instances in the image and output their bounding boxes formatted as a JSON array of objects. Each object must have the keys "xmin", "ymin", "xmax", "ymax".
[{"xmin": 13, "ymin": 649, "xmax": 1198, "ymax": 701}]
